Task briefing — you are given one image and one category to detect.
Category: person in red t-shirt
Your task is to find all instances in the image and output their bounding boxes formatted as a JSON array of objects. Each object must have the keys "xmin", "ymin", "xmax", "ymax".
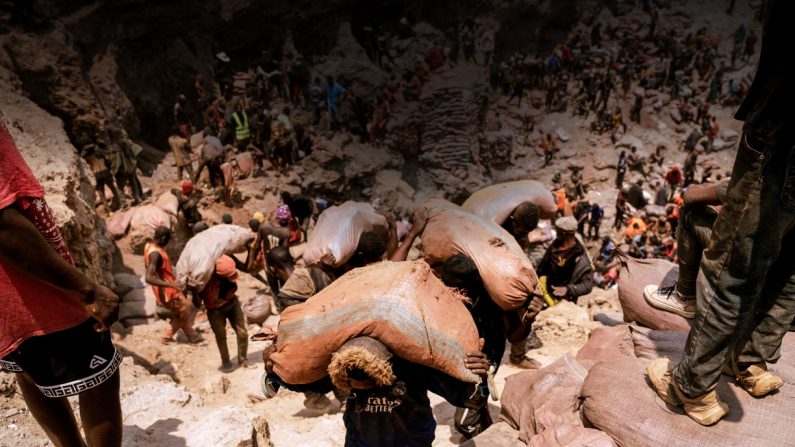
[
  {"xmin": 190, "ymin": 255, "xmax": 248, "ymax": 372},
  {"xmin": 0, "ymin": 123, "xmax": 122, "ymax": 446},
  {"xmin": 665, "ymin": 164, "xmax": 684, "ymax": 201}
]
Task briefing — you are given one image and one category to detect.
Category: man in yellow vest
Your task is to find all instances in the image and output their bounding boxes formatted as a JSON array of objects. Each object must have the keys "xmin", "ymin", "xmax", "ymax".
[{"xmin": 232, "ymin": 102, "xmax": 250, "ymax": 151}]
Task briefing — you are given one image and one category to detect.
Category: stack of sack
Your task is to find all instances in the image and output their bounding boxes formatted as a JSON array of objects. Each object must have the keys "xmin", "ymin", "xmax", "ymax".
[
  {"xmin": 270, "ymin": 260, "xmax": 481, "ymax": 385},
  {"xmin": 112, "ymin": 272, "xmax": 156, "ymax": 325},
  {"xmin": 495, "ymin": 320, "xmax": 795, "ymax": 446},
  {"xmin": 478, "ymin": 246, "xmax": 795, "ymax": 446}
]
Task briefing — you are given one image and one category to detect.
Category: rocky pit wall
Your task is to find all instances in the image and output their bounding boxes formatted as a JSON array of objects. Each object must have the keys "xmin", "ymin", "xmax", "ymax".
[{"xmin": 0, "ymin": 61, "xmax": 114, "ymax": 287}]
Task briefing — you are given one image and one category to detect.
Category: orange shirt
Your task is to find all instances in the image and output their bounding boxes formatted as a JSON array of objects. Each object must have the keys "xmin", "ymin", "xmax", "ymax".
[
  {"xmin": 625, "ymin": 217, "xmax": 647, "ymax": 239},
  {"xmin": 199, "ymin": 274, "xmax": 237, "ymax": 309},
  {"xmin": 144, "ymin": 242, "xmax": 181, "ymax": 304},
  {"xmin": 556, "ymin": 188, "xmax": 566, "ymax": 211}
]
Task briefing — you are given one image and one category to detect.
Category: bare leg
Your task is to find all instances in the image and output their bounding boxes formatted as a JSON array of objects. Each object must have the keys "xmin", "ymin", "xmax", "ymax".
[
  {"xmin": 79, "ymin": 370, "xmax": 122, "ymax": 447},
  {"xmin": 16, "ymin": 372, "xmax": 86, "ymax": 447}
]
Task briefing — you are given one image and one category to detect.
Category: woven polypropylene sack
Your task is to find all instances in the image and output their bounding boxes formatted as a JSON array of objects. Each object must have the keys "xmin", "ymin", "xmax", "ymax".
[
  {"xmin": 500, "ymin": 354, "xmax": 588, "ymax": 444},
  {"xmin": 421, "ymin": 201, "xmax": 537, "ymax": 310},
  {"xmin": 129, "ymin": 205, "xmax": 172, "ymax": 234},
  {"xmin": 155, "ymin": 191, "xmax": 179, "ymax": 216},
  {"xmin": 616, "ymin": 253, "xmax": 691, "ymax": 331},
  {"xmin": 575, "ymin": 324, "xmax": 634, "ymax": 371},
  {"xmin": 461, "ymin": 180, "xmax": 557, "ymax": 225},
  {"xmin": 581, "ymin": 346, "xmax": 795, "ymax": 447},
  {"xmin": 270, "ymin": 260, "xmax": 481, "ymax": 385},
  {"xmin": 526, "ymin": 411, "xmax": 615, "ymax": 447},
  {"xmin": 175, "ymin": 224, "xmax": 252, "ymax": 291},
  {"xmin": 303, "ymin": 201, "xmax": 388, "ymax": 269},
  {"xmin": 242, "ymin": 293, "xmax": 272, "ymax": 325}
]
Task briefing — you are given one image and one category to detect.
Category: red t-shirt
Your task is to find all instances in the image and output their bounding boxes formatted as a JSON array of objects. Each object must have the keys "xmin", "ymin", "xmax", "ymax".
[{"xmin": 0, "ymin": 123, "xmax": 89, "ymax": 358}]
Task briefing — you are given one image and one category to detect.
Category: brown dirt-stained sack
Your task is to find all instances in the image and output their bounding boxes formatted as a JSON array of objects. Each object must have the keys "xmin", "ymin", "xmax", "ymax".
[
  {"xmin": 242, "ymin": 293, "xmax": 272, "ymax": 325},
  {"xmin": 628, "ymin": 323, "xmax": 688, "ymax": 363},
  {"xmin": 462, "ymin": 180, "xmax": 557, "ymax": 224},
  {"xmin": 500, "ymin": 354, "xmax": 588, "ymax": 444},
  {"xmin": 107, "ymin": 208, "xmax": 134, "ymax": 239},
  {"xmin": 527, "ymin": 411, "xmax": 615, "ymax": 447},
  {"xmin": 421, "ymin": 201, "xmax": 538, "ymax": 311},
  {"xmin": 271, "ymin": 260, "xmax": 481, "ymax": 385},
  {"xmin": 575, "ymin": 324, "xmax": 634, "ymax": 371},
  {"xmin": 582, "ymin": 334, "xmax": 795, "ymax": 447},
  {"xmin": 616, "ymin": 253, "xmax": 691, "ymax": 331}
]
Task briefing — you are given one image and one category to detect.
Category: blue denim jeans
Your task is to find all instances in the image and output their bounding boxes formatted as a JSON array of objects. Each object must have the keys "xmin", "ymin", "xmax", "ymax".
[{"xmin": 674, "ymin": 133, "xmax": 795, "ymax": 396}]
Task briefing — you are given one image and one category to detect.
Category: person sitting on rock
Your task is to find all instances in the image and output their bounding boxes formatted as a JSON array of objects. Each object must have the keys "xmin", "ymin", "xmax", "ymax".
[
  {"xmin": 190, "ymin": 255, "xmax": 249, "ymax": 373},
  {"xmin": 537, "ymin": 216, "xmax": 593, "ymax": 303},
  {"xmin": 263, "ymin": 336, "xmax": 490, "ymax": 447},
  {"xmin": 440, "ymin": 254, "xmax": 545, "ymax": 437},
  {"xmin": 144, "ymin": 226, "xmax": 200, "ymax": 344}
]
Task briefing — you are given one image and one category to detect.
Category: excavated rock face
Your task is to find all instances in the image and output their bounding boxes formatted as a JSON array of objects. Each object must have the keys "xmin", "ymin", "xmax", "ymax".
[
  {"xmin": 0, "ymin": 63, "xmax": 114, "ymax": 286},
  {"xmin": 2, "ymin": 0, "xmax": 591, "ymax": 148}
]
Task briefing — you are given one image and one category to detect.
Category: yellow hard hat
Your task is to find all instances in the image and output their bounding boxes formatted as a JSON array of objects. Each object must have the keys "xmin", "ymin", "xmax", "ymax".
[{"xmin": 252, "ymin": 212, "xmax": 265, "ymax": 224}]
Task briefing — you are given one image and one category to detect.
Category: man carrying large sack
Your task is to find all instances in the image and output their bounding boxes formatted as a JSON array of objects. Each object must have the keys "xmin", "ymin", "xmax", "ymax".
[
  {"xmin": 190, "ymin": 255, "xmax": 249, "ymax": 372},
  {"xmin": 144, "ymin": 227, "xmax": 200, "ymax": 344},
  {"xmin": 440, "ymin": 254, "xmax": 545, "ymax": 438},
  {"xmin": 263, "ymin": 246, "xmax": 339, "ymax": 411},
  {"xmin": 647, "ymin": 2, "xmax": 795, "ymax": 426},
  {"xmin": 263, "ymin": 336, "xmax": 490, "ymax": 447}
]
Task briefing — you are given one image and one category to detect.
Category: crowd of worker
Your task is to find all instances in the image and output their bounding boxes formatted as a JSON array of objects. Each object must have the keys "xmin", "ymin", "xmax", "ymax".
[{"xmin": 4, "ymin": 0, "xmax": 795, "ymax": 446}]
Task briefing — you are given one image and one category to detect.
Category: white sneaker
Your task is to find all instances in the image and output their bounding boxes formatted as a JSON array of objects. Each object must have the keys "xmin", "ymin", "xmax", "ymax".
[{"xmin": 643, "ymin": 284, "xmax": 696, "ymax": 319}]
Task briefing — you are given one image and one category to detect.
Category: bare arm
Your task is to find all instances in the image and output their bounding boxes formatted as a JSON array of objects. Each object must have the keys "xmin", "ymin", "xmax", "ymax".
[
  {"xmin": 245, "ymin": 234, "xmax": 262, "ymax": 272},
  {"xmin": 503, "ymin": 296, "xmax": 544, "ymax": 343},
  {"xmin": 383, "ymin": 214, "xmax": 399, "ymax": 259},
  {"xmin": 683, "ymin": 183, "xmax": 720, "ymax": 207},
  {"xmin": 0, "ymin": 207, "xmax": 118, "ymax": 330},
  {"xmin": 389, "ymin": 208, "xmax": 427, "ymax": 262},
  {"xmin": 262, "ymin": 223, "xmax": 291, "ymax": 241},
  {"xmin": 145, "ymin": 251, "xmax": 178, "ymax": 289},
  {"xmin": 0, "ymin": 207, "xmax": 93, "ymax": 299}
]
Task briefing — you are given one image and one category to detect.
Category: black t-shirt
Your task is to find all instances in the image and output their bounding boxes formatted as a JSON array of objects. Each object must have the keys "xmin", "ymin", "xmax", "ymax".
[
  {"xmin": 735, "ymin": 0, "xmax": 795, "ymax": 147},
  {"xmin": 284, "ymin": 359, "xmax": 477, "ymax": 447},
  {"xmin": 538, "ymin": 239, "xmax": 585, "ymax": 292}
]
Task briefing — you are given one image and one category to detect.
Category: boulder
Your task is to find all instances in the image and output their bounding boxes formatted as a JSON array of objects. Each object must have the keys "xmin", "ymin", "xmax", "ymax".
[{"xmin": 532, "ymin": 301, "xmax": 592, "ymax": 347}]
